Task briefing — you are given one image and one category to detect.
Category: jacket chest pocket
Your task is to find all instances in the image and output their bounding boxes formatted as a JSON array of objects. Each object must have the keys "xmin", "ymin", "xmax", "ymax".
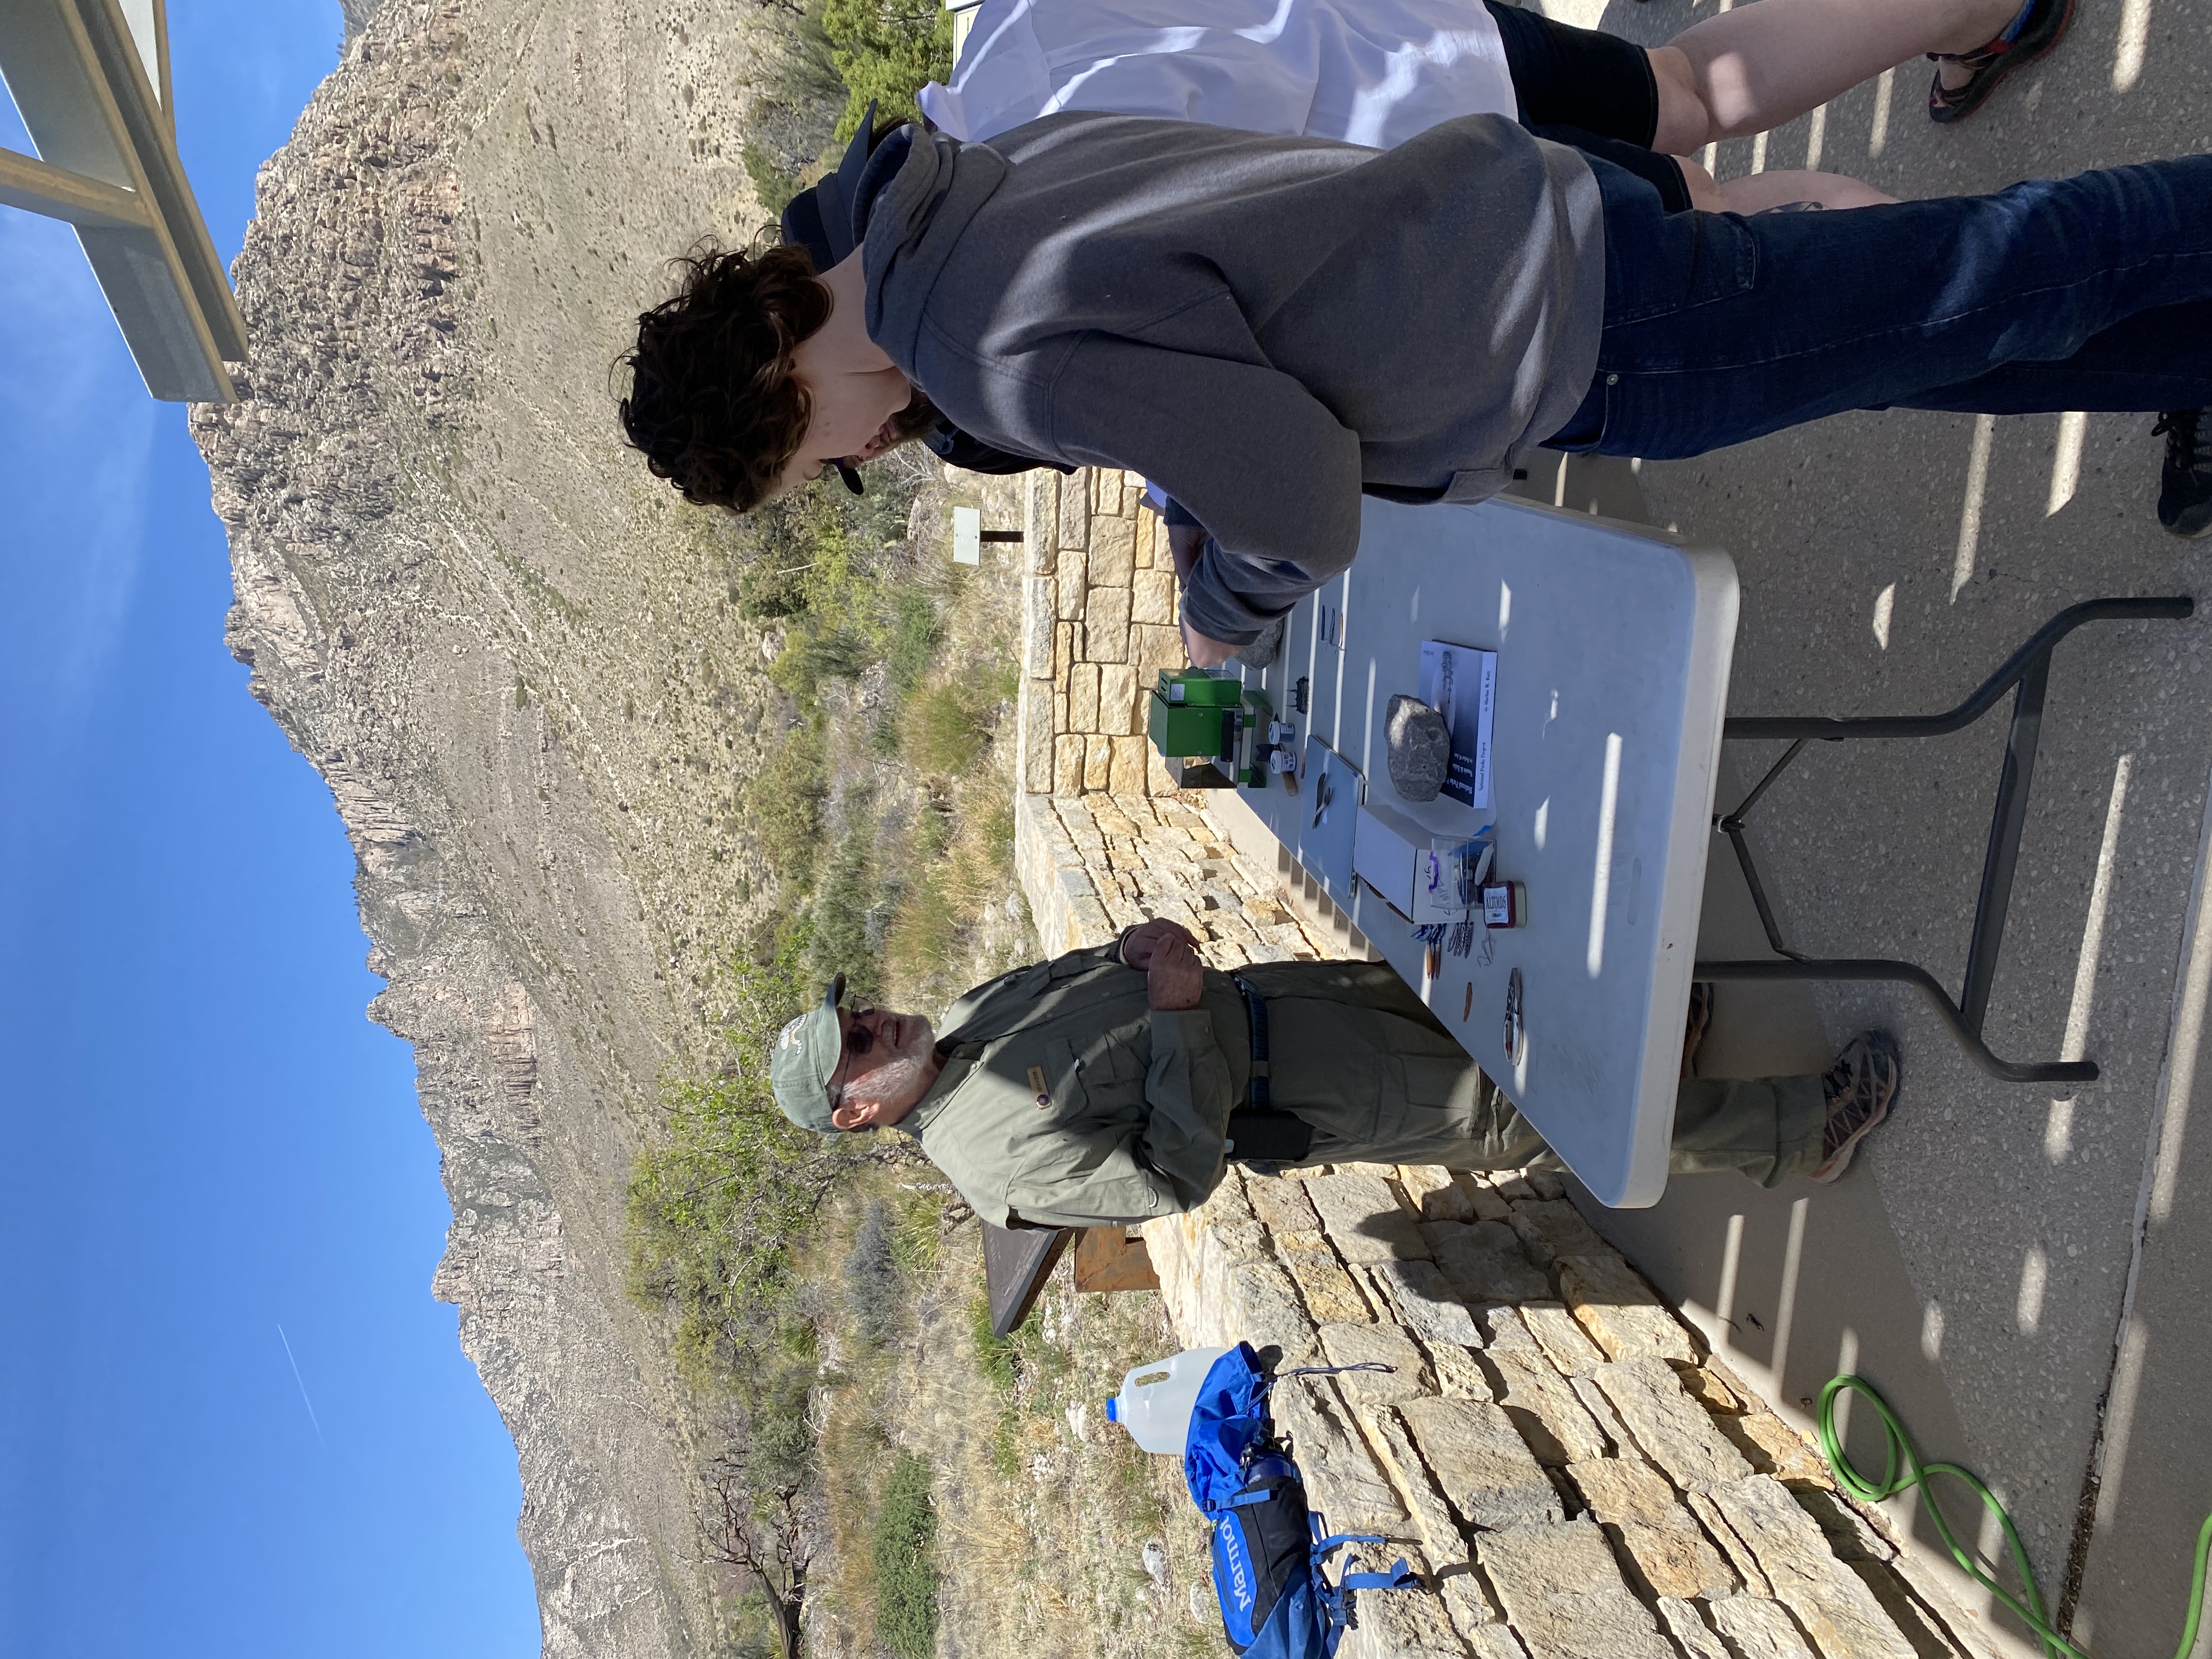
[{"xmin": 1040, "ymin": 1032, "xmax": 1144, "ymax": 1117}]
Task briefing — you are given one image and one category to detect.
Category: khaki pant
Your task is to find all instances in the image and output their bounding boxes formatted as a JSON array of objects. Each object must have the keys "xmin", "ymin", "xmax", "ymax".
[{"xmin": 1246, "ymin": 960, "xmax": 1827, "ymax": 1189}]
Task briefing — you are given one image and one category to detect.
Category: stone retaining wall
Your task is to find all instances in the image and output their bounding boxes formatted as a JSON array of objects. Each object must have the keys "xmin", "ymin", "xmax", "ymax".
[{"xmin": 1143, "ymin": 1165, "xmax": 2008, "ymax": 1659}]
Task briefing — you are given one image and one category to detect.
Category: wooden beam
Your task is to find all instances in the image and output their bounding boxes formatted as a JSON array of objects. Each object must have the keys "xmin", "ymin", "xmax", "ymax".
[
  {"xmin": 1073, "ymin": 1226, "xmax": 1160, "ymax": 1294},
  {"xmin": 982, "ymin": 1222, "xmax": 1074, "ymax": 1337},
  {"xmin": 0, "ymin": 145, "xmax": 149, "ymax": 228}
]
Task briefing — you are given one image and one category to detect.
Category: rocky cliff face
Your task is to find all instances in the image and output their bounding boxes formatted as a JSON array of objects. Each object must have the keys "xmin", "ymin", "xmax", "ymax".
[{"xmin": 193, "ymin": 2, "xmax": 791, "ymax": 1651}]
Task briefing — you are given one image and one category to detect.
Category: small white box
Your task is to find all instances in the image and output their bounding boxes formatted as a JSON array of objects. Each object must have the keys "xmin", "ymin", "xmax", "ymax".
[
  {"xmin": 1353, "ymin": 798, "xmax": 1486, "ymax": 922},
  {"xmin": 952, "ymin": 505, "xmax": 981, "ymax": 565}
]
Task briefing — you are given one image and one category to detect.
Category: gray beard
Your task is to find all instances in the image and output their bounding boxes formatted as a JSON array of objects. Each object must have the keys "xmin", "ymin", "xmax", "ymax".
[{"xmin": 847, "ymin": 1015, "xmax": 936, "ymax": 1108}]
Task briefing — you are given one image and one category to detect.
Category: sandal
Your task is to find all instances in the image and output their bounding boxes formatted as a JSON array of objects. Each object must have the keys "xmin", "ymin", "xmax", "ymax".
[{"xmin": 1928, "ymin": 0, "xmax": 2075, "ymax": 125}]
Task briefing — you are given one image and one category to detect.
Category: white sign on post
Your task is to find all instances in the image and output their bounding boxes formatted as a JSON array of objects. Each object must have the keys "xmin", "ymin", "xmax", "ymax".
[{"xmin": 952, "ymin": 506, "xmax": 981, "ymax": 565}]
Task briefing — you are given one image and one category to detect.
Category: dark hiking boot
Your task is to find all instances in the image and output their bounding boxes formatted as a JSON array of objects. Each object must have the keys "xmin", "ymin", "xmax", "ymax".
[
  {"xmin": 1811, "ymin": 1031, "xmax": 1901, "ymax": 1184},
  {"xmin": 2154, "ymin": 411, "xmax": 2212, "ymax": 538},
  {"xmin": 1928, "ymin": 0, "xmax": 2074, "ymax": 125}
]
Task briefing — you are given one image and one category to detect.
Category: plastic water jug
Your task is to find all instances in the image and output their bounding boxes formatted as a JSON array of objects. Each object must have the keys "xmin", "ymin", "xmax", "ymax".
[{"xmin": 1105, "ymin": 1346, "xmax": 1233, "ymax": 1454}]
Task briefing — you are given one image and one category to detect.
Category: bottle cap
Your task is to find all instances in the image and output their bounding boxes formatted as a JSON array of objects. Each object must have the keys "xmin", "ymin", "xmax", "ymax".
[{"xmin": 1105, "ymin": 1397, "xmax": 1120, "ymax": 1421}]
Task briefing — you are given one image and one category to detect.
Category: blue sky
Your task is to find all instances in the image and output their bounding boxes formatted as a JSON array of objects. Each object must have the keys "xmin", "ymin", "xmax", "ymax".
[{"xmin": 1, "ymin": 5, "xmax": 540, "ymax": 1655}]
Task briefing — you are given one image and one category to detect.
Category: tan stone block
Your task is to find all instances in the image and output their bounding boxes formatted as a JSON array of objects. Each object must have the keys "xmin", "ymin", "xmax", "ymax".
[
  {"xmin": 1510, "ymin": 1199, "xmax": 1608, "ymax": 1268},
  {"xmin": 1400, "ymin": 1165, "xmax": 1477, "ymax": 1223},
  {"xmin": 1277, "ymin": 1230, "xmax": 1374, "ymax": 1324},
  {"xmin": 1053, "ymin": 548, "xmax": 1087, "ymax": 618},
  {"xmin": 1725, "ymin": 1407, "xmax": 1835, "ymax": 1487},
  {"xmin": 1023, "ymin": 469, "xmax": 1058, "ymax": 564},
  {"xmin": 1305, "ymin": 1172, "xmax": 1428, "ymax": 1262},
  {"xmin": 1083, "ymin": 733, "xmax": 1113, "ymax": 792},
  {"xmin": 1474, "ymin": 1520, "xmax": 1675, "ymax": 1659},
  {"xmin": 1084, "ymin": 585, "xmax": 1132, "ymax": 663},
  {"xmin": 1108, "ymin": 735, "xmax": 1148, "ymax": 794},
  {"xmin": 1053, "ymin": 733, "xmax": 1085, "ymax": 795},
  {"xmin": 1556, "ymin": 1254, "xmax": 1700, "ymax": 1365},
  {"xmin": 1519, "ymin": 1300, "xmax": 1607, "ymax": 1375},
  {"xmin": 1455, "ymin": 1173, "xmax": 1514, "ymax": 1222},
  {"xmin": 1680, "ymin": 1365, "xmax": 1743, "ymax": 1415},
  {"xmin": 1052, "ymin": 620, "xmax": 1073, "ymax": 683},
  {"xmin": 1484, "ymin": 1350, "xmax": 1613, "ymax": 1467},
  {"xmin": 1699, "ymin": 1478, "xmax": 1917, "ymax": 1659},
  {"xmin": 1567, "ymin": 1460, "xmax": 1739, "ymax": 1600},
  {"xmin": 1134, "ymin": 510, "xmax": 1155, "ymax": 569},
  {"xmin": 1317, "ymin": 1322, "xmax": 1433, "ymax": 1404},
  {"xmin": 1067, "ymin": 662, "xmax": 1101, "ymax": 731},
  {"xmin": 1098, "ymin": 662, "xmax": 1140, "ymax": 735},
  {"xmin": 1273, "ymin": 1377, "xmax": 1407, "ymax": 1533},
  {"xmin": 1588, "ymin": 1358, "xmax": 1753, "ymax": 1492},
  {"xmin": 1338, "ymin": 1542, "xmax": 1467, "ymax": 1659},
  {"xmin": 1057, "ymin": 470, "xmax": 1090, "ymax": 549},
  {"xmin": 1423, "ymin": 1339, "xmax": 1492, "ymax": 1401},
  {"xmin": 1656, "ymin": 1598, "xmax": 1734, "ymax": 1659},
  {"xmin": 1246, "ymin": 1174, "xmax": 1322, "ymax": 1232},
  {"xmin": 1709, "ymin": 1596, "xmax": 1818, "ymax": 1659},
  {"xmin": 1398, "ymin": 1395, "xmax": 1562, "ymax": 1530},
  {"xmin": 1147, "ymin": 746, "xmax": 1177, "ymax": 795},
  {"xmin": 1020, "ymin": 691, "xmax": 1054, "ymax": 793},
  {"xmin": 1229, "ymin": 1256, "xmax": 1320, "ymax": 1367},
  {"xmin": 1135, "ymin": 620, "xmax": 1187, "ymax": 672},
  {"xmin": 1089, "ymin": 514, "xmax": 1136, "ymax": 586}
]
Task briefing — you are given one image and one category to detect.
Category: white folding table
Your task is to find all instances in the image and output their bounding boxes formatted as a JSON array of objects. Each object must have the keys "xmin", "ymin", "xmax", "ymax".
[{"xmin": 1232, "ymin": 495, "xmax": 1738, "ymax": 1207}]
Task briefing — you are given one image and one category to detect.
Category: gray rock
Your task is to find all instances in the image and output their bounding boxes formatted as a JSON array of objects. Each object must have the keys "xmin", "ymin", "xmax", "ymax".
[
  {"xmin": 1385, "ymin": 694, "xmax": 1452, "ymax": 801},
  {"xmin": 1360, "ymin": 1404, "xmax": 1475, "ymax": 1561}
]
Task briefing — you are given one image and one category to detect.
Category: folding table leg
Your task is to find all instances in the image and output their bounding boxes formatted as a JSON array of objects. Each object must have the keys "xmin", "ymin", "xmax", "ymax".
[{"xmin": 1697, "ymin": 595, "xmax": 2193, "ymax": 1085}]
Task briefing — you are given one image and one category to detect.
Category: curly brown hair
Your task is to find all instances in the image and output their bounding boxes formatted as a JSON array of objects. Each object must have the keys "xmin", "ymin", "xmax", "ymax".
[{"xmin": 618, "ymin": 239, "xmax": 831, "ymax": 514}]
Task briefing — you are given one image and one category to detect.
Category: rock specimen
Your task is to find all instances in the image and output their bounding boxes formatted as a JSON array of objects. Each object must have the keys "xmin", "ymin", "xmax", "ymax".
[{"xmin": 1385, "ymin": 694, "xmax": 1451, "ymax": 800}]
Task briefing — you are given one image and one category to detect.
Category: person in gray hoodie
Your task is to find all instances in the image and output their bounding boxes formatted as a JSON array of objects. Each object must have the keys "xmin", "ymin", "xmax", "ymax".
[{"xmin": 619, "ymin": 112, "xmax": 2212, "ymax": 662}]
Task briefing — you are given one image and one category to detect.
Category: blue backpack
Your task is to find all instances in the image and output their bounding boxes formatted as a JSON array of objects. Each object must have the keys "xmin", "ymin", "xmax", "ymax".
[{"xmin": 1182, "ymin": 1344, "xmax": 1421, "ymax": 1659}]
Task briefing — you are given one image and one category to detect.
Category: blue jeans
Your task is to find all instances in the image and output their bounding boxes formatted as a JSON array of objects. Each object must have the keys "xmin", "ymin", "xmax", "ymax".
[{"xmin": 1548, "ymin": 153, "xmax": 2212, "ymax": 455}]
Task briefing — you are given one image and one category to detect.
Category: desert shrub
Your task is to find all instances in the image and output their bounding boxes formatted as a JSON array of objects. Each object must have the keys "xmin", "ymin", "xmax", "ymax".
[
  {"xmin": 808, "ymin": 820, "xmax": 883, "ymax": 997},
  {"xmin": 885, "ymin": 585, "xmax": 940, "ymax": 697},
  {"xmin": 751, "ymin": 722, "xmax": 828, "ymax": 888},
  {"xmin": 845, "ymin": 1200, "xmax": 903, "ymax": 1346},
  {"xmin": 900, "ymin": 679, "xmax": 990, "ymax": 777},
  {"xmin": 625, "ymin": 951, "xmax": 856, "ymax": 1388},
  {"xmin": 871, "ymin": 1451, "xmax": 940, "ymax": 1659}
]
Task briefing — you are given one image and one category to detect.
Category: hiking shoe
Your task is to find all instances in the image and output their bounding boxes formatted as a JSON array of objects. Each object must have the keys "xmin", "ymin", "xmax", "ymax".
[
  {"xmin": 1928, "ymin": 0, "xmax": 2074, "ymax": 125},
  {"xmin": 1810, "ymin": 1031, "xmax": 1901, "ymax": 1183},
  {"xmin": 1236, "ymin": 617, "xmax": 1285, "ymax": 669},
  {"xmin": 2154, "ymin": 411, "xmax": 2212, "ymax": 537},
  {"xmin": 1682, "ymin": 981, "xmax": 1714, "ymax": 1079}
]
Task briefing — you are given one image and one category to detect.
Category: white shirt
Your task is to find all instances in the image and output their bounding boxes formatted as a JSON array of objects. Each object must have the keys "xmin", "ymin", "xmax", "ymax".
[{"xmin": 921, "ymin": 0, "xmax": 1517, "ymax": 150}]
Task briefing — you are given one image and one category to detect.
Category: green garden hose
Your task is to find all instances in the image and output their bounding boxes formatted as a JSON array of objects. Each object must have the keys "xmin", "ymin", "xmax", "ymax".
[{"xmin": 1815, "ymin": 1374, "xmax": 2212, "ymax": 1659}]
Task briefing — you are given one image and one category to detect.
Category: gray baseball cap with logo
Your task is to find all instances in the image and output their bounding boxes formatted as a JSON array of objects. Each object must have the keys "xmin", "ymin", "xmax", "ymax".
[{"xmin": 769, "ymin": 973, "xmax": 847, "ymax": 1132}]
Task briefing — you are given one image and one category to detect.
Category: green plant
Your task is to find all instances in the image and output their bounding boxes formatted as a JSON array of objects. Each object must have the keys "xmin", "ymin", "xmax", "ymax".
[
  {"xmin": 751, "ymin": 723, "xmax": 828, "ymax": 889},
  {"xmin": 820, "ymin": 0, "xmax": 952, "ymax": 138},
  {"xmin": 901, "ymin": 679, "xmax": 990, "ymax": 776},
  {"xmin": 970, "ymin": 1296, "xmax": 1020, "ymax": 1392},
  {"xmin": 808, "ymin": 820, "xmax": 883, "ymax": 997},
  {"xmin": 845, "ymin": 1199, "xmax": 904, "ymax": 1346},
  {"xmin": 872, "ymin": 1450, "xmax": 940, "ymax": 1659}
]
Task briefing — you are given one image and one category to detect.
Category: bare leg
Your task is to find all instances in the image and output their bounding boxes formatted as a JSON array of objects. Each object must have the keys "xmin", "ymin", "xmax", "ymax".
[
  {"xmin": 1648, "ymin": 0, "xmax": 2024, "ymax": 154},
  {"xmin": 1675, "ymin": 157, "xmax": 1898, "ymax": 215},
  {"xmin": 1718, "ymin": 170, "xmax": 1899, "ymax": 213}
]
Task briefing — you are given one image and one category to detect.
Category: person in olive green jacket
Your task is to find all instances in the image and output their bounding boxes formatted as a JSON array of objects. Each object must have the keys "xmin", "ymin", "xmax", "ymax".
[{"xmin": 769, "ymin": 917, "xmax": 1898, "ymax": 1230}]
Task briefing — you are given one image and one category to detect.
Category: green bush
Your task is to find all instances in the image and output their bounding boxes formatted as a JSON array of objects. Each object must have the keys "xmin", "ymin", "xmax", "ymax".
[
  {"xmin": 845, "ymin": 1200, "xmax": 903, "ymax": 1346},
  {"xmin": 821, "ymin": 0, "xmax": 953, "ymax": 138},
  {"xmin": 885, "ymin": 586, "xmax": 941, "ymax": 697},
  {"xmin": 872, "ymin": 1450, "xmax": 940, "ymax": 1659},
  {"xmin": 901, "ymin": 680, "xmax": 990, "ymax": 776},
  {"xmin": 751, "ymin": 723, "xmax": 828, "ymax": 889},
  {"xmin": 808, "ymin": 820, "xmax": 883, "ymax": 997},
  {"xmin": 624, "ymin": 950, "xmax": 855, "ymax": 1388}
]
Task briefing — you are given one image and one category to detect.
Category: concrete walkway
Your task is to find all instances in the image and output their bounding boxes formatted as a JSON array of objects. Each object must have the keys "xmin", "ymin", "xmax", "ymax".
[{"xmin": 1527, "ymin": 3, "xmax": 2212, "ymax": 1650}]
